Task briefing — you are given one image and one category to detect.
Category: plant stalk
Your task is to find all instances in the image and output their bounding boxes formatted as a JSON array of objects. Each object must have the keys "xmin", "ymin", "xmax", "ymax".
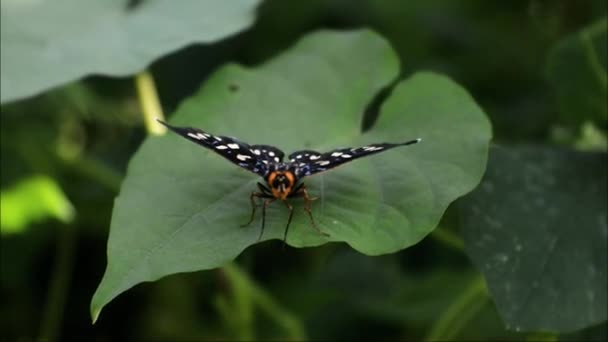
[{"xmin": 135, "ymin": 70, "xmax": 166, "ymax": 135}]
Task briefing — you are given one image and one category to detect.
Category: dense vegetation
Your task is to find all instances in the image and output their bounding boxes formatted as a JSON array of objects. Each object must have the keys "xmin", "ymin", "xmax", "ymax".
[{"xmin": 1, "ymin": 1, "xmax": 606, "ymax": 340}]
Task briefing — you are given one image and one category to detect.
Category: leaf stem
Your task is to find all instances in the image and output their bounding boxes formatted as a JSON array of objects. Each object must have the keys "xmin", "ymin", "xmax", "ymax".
[
  {"xmin": 134, "ymin": 70, "xmax": 166, "ymax": 135},
  {"xmin": 216, "ymin": 264, "xmax": 255, "ymax": 340},
  {"xmin": 526, "ymin": 331, "xmax": 558, "ymax": 341},
  {"xmin": 60, "ymin": 155, "xmax": 122, "ymax": 193},
  {"xmin": 222, "ymin": 263, "xmax": 307, "ymax": 341},
  {"xmin": 580, "ymin": 18, "xmax": 607, "ymax": 91},
  {"xmin": 38, "ymin": 225, "xmax": 77, "ymax": 342},
  {"xmin": 424, "ymin": 274, "xmax": 487, "ymax": 341},
  {"xmin": 430, "ymin": 226, "xmax": 465, "ymax": 252}
]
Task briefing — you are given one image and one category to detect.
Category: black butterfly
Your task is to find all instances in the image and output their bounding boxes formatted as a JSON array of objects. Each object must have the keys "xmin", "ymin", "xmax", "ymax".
[{"xmin": 157, "ymin": 119, "xmax": 421, "ymax": 243}]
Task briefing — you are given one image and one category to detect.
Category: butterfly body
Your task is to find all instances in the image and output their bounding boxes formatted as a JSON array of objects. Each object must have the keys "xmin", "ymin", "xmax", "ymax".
[{"xmin": 157, "ymin": 119, "xmax": 420, "ymax": 243}]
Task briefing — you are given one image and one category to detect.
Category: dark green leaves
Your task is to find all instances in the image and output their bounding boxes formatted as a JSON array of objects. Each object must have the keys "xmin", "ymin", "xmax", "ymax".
[
  {"xmin": 91, "ymin": 30, "xmax": 491, "ymax": 320},
  {"xmin": 546, "ymin": 17, "xmax": 607, "ymax": 126},
  {"xmin": 459, "ymin": 15, "xmax": 608, "ymax": 334},
  {"xmin": 461, "ymin": 146, "xmax": 607, "ymax": 332},
  {"xmin": 0, "ymin": 0, "xmax": 260, "ymax": 103}
]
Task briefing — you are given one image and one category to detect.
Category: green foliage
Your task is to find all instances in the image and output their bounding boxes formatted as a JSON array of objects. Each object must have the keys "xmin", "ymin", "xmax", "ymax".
[
  {"xmin": 461, "ymin": 146, "xmax": 607, "ymax": 332},
  {"xmin": 0, "ymin": 0, "xmax": 260, "ymax": 103},
  {"xmin": 1, "ymin": 1, "xmax": 606, "ymax": 341},
  {"xmin": 90, "ymin": 29, "xmax": 491, "ymax": 321},
  {"xmin": 546, "ymin": 17, "xmax": 607, "ymax": 127},
  {"xmin": 1, "ymin": 175, "xmax": 74, "ymax": 233}
]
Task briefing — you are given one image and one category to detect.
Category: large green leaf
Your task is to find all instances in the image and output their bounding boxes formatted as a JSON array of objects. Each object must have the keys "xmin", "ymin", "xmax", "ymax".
[
  {"xmin": 0, "ymin": 0, "xmax": 259, "ymax": 104},
  {"xmin": 91, "ymin": 30, "xmax": 491, "ymax": 320},
  {"xmin": 546, "ymin": 17, "xmax": 607, "ymax": 126},
  {"xmin": 461, "ymin": 146, "xmax": 607, "ymax": 332}
]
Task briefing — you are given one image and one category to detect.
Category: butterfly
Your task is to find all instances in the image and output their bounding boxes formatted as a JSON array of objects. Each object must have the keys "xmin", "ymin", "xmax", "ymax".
[{"xmin": 157, "ymin": 119, "xmax": 421, "ymax": 243}]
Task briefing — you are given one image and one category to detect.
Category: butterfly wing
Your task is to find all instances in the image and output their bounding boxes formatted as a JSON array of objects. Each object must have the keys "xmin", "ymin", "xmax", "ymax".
[
  {"xmin": 158, "ymin": 120, "xmax": 284, "ymax": 177},
  {"xmin": 288, "ymin": 139, "xmax": 421, "ymax": 177},
  {"xmin": 287, "ymin": 150, "xmax": 323, "ymax": 177},
  {"xmin": 249, "ymin": 145, "xmax": 285, "ymax": 163}
]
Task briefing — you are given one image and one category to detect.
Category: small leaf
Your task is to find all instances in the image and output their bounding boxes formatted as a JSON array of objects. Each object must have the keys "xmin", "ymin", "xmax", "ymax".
[
  {"xmin": 1, "ymin": 175, "xmax": 75, "ymax": 233},
  {"xmin": 91, "ymin": 29, "xmax": 491, "ymax": 319},
  {"xmin": 546, "ymin": 17, "xmax": 608, "ymax": 126},
  {"xmin": 460, "ymin": 146, "xmax": 607, "ymax": 332},
  {"xmin": 0, "ymin": 0, "xmax": 260, "ymax": 104}
]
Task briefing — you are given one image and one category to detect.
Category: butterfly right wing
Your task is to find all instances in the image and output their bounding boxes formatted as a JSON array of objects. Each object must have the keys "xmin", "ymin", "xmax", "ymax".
[
  {"xmin": 287, "ymin": 150, "xmax": 324, "ymax": 177},
  {"xmin": 288, "ymin": 139, "xmax": 421, "ymax": 178}
]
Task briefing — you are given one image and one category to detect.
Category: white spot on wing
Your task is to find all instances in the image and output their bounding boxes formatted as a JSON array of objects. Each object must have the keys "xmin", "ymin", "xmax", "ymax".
[
  {"xmin": 228, "ymin": 143, "xmax": 240, "ymax": 149},
  {"xmin": 187, "ymin": 132, "xmax": 201, "ymax": 140},
  {"xmin": 341, "ymin": 154, "xmax": 352, "ymax": 158},
  {"xmin": 253, "ymin": 149, "xmax": 261, "ymax": 155},
  {"xmin": 317, "ymin": 160, "xmax": 330, "ymax": 166},
  {"xmin": 274, "ymin": 157, "xmax": 280, "ymax": 162},
  {"xmin": 309, "ymin": 155, "xmax": 320, "ymax": 160},
  {"xmin": 237, "ymin": 154, "xmax": 251, "ymax": 161},
  {"xmin": 268, "ymin": 151, "xmax": 275, "ymax": 157},
  {"xmin": 215, "ymin": 136, "xmax": 222, "ymax": 141},
  {"xmin": 216, "ymin": 145, "xmax": 228, "ymax": 150},
  {"xmin": 331, "ymin": 152, "xmax": 342, "ymax": 157}
]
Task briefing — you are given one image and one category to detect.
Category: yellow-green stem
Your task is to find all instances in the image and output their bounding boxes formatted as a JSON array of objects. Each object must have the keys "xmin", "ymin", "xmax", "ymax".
[{"xmin": 135, "ymin": 70, "xmax": 165, "ymax": 135}]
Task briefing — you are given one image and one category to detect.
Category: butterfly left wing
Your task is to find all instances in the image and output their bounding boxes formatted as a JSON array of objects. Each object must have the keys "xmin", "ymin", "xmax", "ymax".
[
  {"xmin": 157, "ymin": 120, "xmax": 283, "ymax": 177},
  {"xmin": 289, "ymin": 139, "xmax": 421, "ymax": 177}
]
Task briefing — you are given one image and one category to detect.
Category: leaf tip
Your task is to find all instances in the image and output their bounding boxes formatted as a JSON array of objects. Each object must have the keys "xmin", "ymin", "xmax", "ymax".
[{"xmin": 91, "ymin": 307, "xmax": 101, "ymax": 325}]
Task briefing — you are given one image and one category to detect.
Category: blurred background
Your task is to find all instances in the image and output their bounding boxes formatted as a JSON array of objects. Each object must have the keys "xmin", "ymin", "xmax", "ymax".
[{"xmin": 1, "ymin": 0, "xmax": 606, "ymax": 340}]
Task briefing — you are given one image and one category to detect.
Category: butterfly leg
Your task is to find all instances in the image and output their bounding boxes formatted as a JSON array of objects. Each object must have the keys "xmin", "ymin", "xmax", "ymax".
[
  {"xmin": 241, "ymin": 192, "xmax": 264, "ymax": 227},
  {"xmin": 242, "ymin": 182, "xmax": 273, "ymax": 228},
  {"xmin": 281, "ymin": 200, "xmax": 295, "ymax": 244},
  {"xmin": 294, "ymin": 184, "xmax": 329, "ymax": 237},
  {"xmin": 259, "ymin": 198, "xmax": 275, "ymax": 241}
]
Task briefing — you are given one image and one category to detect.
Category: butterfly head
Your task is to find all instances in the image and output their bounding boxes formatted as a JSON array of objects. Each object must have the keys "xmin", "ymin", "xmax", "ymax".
[{"xmin": 266, "ymin": 170, "xmax": 296, "ymax": 200}]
